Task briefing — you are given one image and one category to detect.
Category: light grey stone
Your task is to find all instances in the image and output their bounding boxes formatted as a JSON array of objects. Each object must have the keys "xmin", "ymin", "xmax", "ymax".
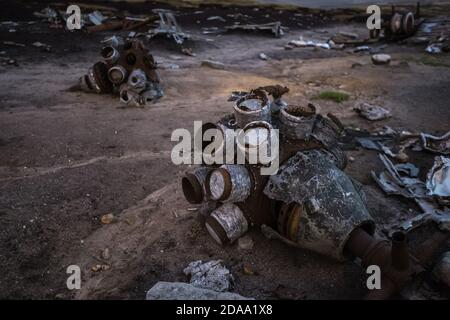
[{"xmin": 146, "ymin": 282, "xmax": 252, "ymax": 300}]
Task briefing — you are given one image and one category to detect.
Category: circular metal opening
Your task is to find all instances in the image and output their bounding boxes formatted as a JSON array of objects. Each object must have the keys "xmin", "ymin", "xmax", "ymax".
[
  {"xmin": 181, "ymin": 174, "xmax": 203, "ymax": 204},
  {"xmin": 101, "ymin": 46, "xmax": 114, "ymax": 59},
  {"xmin": 108, "ymin": 67, "xmax": 126, "ymax": 84}
]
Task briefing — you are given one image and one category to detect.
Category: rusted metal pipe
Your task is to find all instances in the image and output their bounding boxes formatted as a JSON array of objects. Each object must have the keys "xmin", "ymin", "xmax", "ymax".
[
  {"xmin": 205, "ymin": 203, "xmax": 248, "ymax": 244},
  {"xmin": 279, "ymin": 103, "xmax": 316, "ymax": 141},
  {"xmin": 234, "ymin": 89, "xmax": 270, "ymax": 128}
]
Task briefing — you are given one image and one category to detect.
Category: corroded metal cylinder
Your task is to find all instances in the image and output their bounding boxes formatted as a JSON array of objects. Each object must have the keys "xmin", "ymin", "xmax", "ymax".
[
  {"xmin": 127, "ymin": 69, "xmax": 147, "ymax": 93},
  {"xmin": 234, "ymin": 90, "xmax": 270, "ymax": 128},
  {"xmin": 236, "ymin": 121, "xmax": 276, "ymax": 165},
  {"xmin": 264, "ymin": 150, "xmax": 375, "ymax": 260},
  {"xmin": 279, "ymin": 103, "xmax": 316, "ymax": 140},
  {"xmin": 119, "ymin": 84, "xmax": 140, "ymax": 106},
  {"xmin": 402, "ymin": 12, "xmax": 414, "ymax": 35},
  {"xmin": 200, "ymin": 122, "xmax": 236, "ymax": 165},
  {"xmin": 182, "ymin": 167, "xmax": 210, "ymax": 204},
  {"xmin": 205, "ymin": 203, "xmax": 249, "ymax": 244},
  {"xmin": 101, "ymin": 46, "xmax": 120, "ymax": 64},
  {"xmin": 390, "ymin": 13, "xmax": 402, "ymax": 34},
  {"xmin": 108, "ymin": 65, "xmax": 128, "ymax": 84},
  {"xmin": 205, "ymin": 165, "xmax": 251, "ymax": 203}
]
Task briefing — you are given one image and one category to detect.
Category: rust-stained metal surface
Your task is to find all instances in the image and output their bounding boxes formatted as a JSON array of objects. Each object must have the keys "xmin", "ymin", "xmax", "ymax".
[{"xmin": 263, "ymin": 149, "xmax": 375, "ymax": 260}]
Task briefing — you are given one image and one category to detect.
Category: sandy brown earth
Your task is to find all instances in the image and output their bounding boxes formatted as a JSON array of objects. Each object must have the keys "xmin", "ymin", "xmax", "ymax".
[{"xmin": 0, "ymin": 1, "xmax": 449, "ymax": 299}]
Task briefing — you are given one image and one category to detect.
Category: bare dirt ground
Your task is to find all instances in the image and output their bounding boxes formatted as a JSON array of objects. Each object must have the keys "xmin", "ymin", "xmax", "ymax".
[{"xmin": 0, "ymin": 1, "xmax": 449, "ymax": 299}]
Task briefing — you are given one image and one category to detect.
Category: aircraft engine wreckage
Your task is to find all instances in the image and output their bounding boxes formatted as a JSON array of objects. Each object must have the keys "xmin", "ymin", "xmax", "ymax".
[
  {"xmin": 78, "ymin": 37, "xmax": 163, "ymax": 106},
  {"xmin": 181, "ymin": 85, "xmax": 449, "ymax": 300}
]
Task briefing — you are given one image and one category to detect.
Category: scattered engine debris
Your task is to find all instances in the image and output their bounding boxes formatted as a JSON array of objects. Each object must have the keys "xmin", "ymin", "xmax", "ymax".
[
  {"xmin": 77, "ymin": 37, "xmax": 163, "ymax": 106},
  {"xmin": 180, "ymin": 85, "xmax": 449, "ymax": 299},
  {"xmin": 183, "ymin": 260, "xmax": 233, "ymax": 292},
  {"xmin": 225, "ymin": 21, "xmax": 285, "ymax": 38}
]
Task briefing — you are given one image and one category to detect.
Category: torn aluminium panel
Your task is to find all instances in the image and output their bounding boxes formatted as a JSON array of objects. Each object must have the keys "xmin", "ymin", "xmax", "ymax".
[{"xmin": 421, "ymin": 131, "xmax": 450, "ymax": 155}]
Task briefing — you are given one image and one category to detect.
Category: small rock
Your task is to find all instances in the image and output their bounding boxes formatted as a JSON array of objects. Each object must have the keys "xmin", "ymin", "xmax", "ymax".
[
  {"xmin": 181, "ymin": 48, "xmax": 196, "ymax": 56},
  {"xmin": 146, "ymin": 282, "xmax": 252, "ymax": 300},
  {"xmin": 372, "ymin": 54, "xmax": 391, "ymax": 65},
  {"xmin": 238, "ymin": 235, "xmax": 254, "ymax": 250},
  {"xmin": 101, "ymin": 213, "xmax": 114, "ymax": 224},
  {"xmin": 243, "ymin": 265, "xmax": 254, "ymax": 275},
  {"xmin": 432, "ymin": 252, "xmax": 450, "ymax": 287},
  {"xmin": 101, "ymin": 248, "xmax": 110, "ymax": 260},
  {"xmin": 200, "ymin": 60, "xmax": 225, "ymax": 70},
  {"xmin": 92, "ymin": 264, "xmax": 102, "ymax": 272},
  {"xmin": 259, "ymin": 53, "xmax": 269, "ymax": 61},
  {"xmin": 348, "ymin": 156, "xmax": 355, "ymax": 162}
]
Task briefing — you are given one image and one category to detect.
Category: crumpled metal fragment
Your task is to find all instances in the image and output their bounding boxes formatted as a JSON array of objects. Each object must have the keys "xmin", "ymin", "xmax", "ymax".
[
  {"xmin": 426, "ymin": 156, "xmax": 450, "ymax": 205},
  {"xmin": 183, "ymin": 260, "xmax": 233, "ymax": 292},
  {"xmin": 354, "ymin": 102, "xmax": 391, "ymax": 121},
  {"xmin": 372, "ymin": 154, "xmax": 427, "ymax": 199}
]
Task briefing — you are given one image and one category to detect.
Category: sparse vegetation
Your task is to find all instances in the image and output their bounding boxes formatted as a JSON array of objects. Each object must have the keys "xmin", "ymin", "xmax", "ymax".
[
  {"xmin": 419, "ymin": 56, "xmax": 450, "ymax": 68},
  {"xmin": 314, "ymin": 91, "xmax": 350, "ymax": 103}
]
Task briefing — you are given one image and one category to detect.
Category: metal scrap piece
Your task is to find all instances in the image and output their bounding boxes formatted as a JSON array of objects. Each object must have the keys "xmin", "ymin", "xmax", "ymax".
[
  {"xmin": 421, "ymin": 131, "xmax": 450, "ymax": 155},
  {"xmin": 147, "ymin": 9, "xmax": 190, "ymax": 45},
  {"xmin": 426, "ymin": 156, "xmax": 450, "ymax": 200},
  {"xmin": 263, "ymin": 150, "xmax": 374, "ymax": 260},
  {"xmin": 183, "ymin": 260, "xmax": 234, "ymax": 292}
]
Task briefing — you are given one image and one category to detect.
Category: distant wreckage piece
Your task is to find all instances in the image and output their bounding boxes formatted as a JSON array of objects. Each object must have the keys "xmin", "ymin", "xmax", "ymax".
[{"xmin": 77, "ymin": 37, "xmax": 163, "ymax": 106}]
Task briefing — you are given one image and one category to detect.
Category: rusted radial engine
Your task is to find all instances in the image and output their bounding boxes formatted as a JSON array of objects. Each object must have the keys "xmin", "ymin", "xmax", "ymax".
[
  {"xmin": 181, "ymin": 85, "xmax": 449, "ymax": 299},
  {"xmin": 79, "ymin": 37, "xmax": 163, "ymax": 106}
]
